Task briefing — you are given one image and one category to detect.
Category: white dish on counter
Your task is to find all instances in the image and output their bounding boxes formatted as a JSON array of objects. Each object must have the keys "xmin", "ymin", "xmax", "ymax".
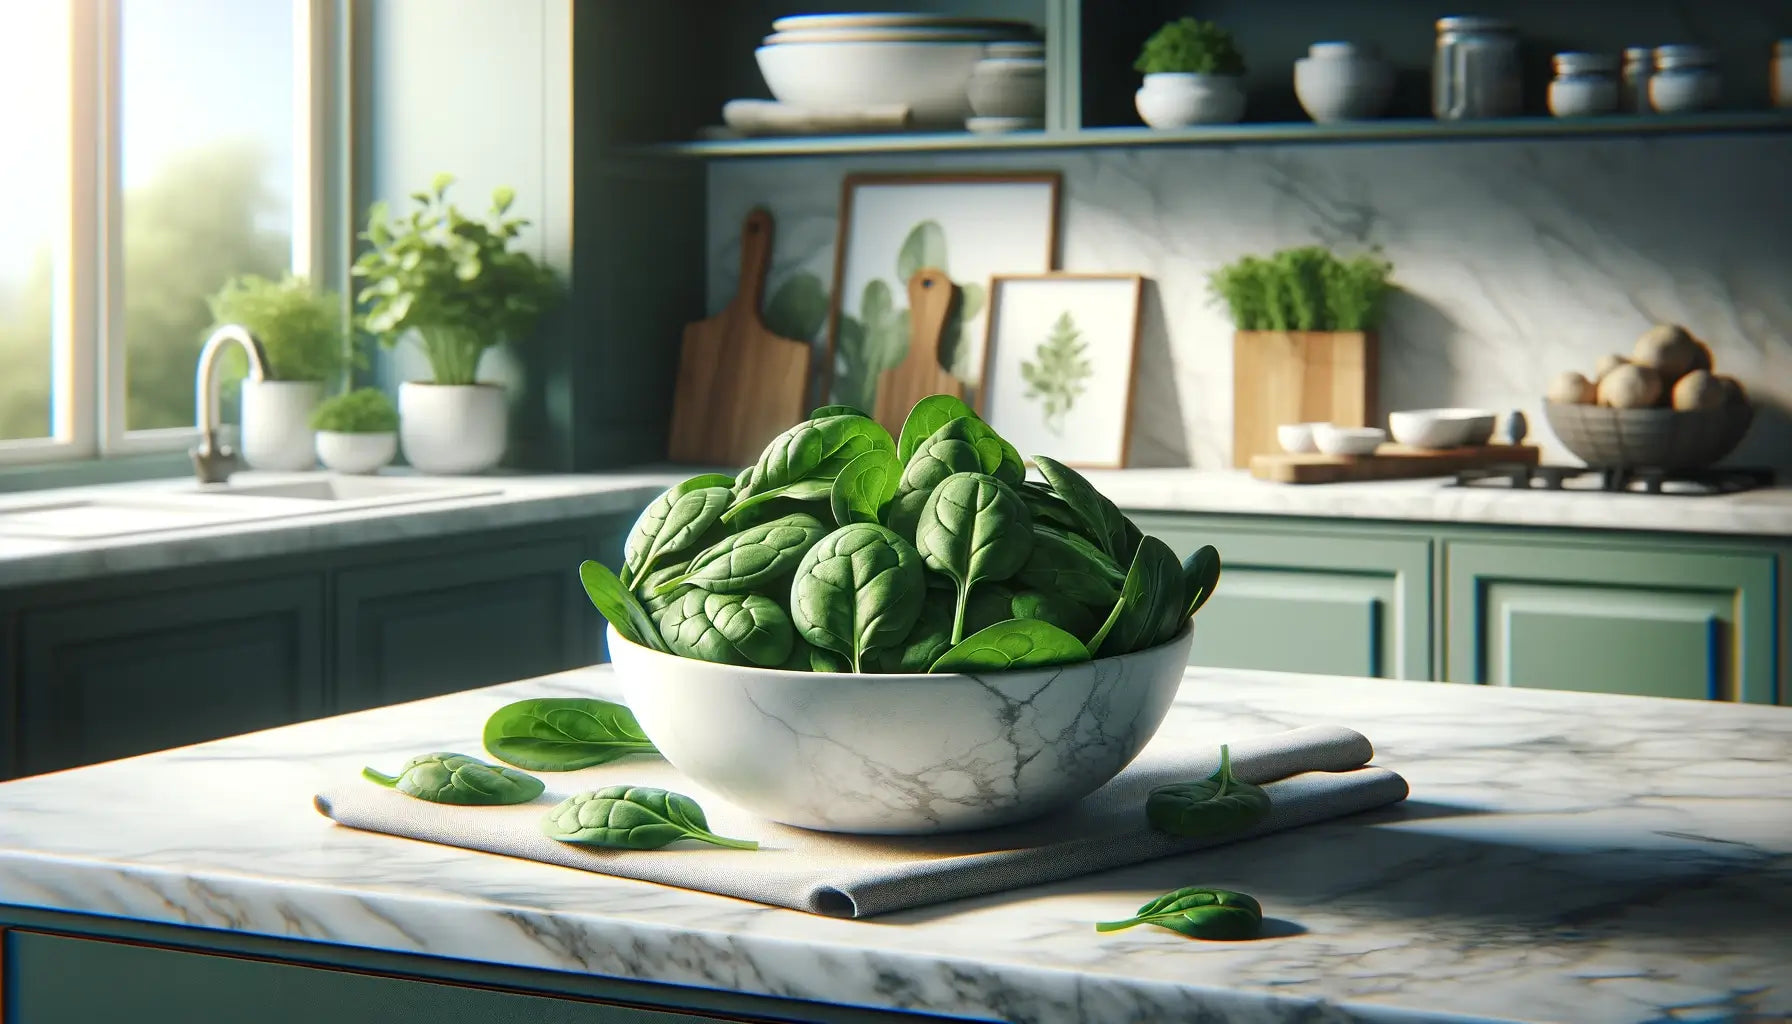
[
  {"xmin": 1277, "ymin": 421, "xmax": 1330, "ymax": 454},
  {"xmin": 755, "ymin": 40, "xmax": 993, "ymax": 125},
  {"xmin": 1312, "ymin": 424, "xmax": 1387, "ymax": 456},
  {"xmin": 1388, "ymin": 407, "xmax": 1497, "ymax": 448}
]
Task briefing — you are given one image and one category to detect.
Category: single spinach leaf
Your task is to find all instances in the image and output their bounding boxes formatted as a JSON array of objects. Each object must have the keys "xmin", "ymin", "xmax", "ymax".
[
  {"xmin": 810, "ymin": 403, "xmax": 869, "ymax": 420},
  {"xmin": 897, "ymin": 394, "xmax": 980, "ymax": 465},
  {"xmin": 929, "ymin": 618, "xmax": 1092, "ymax": 673},
  {"xmin": 542, "ymin": 786, "xmax": 758, "ymax": 850},
  {"xmin": 898, "ymin": 416, "xmax": 989, "ymax": 494},
  {"xmin": 1182, "ymin": 544, "xmax": 1222, "ymax": 618},
  {"xmin": 914, "ymin": 473, "xmax": 1033, "ymax": 644},
  {"xmin": 1033, "ymin": 455, "xmax": 1130, "ymax": 562},
  {"xmin": 638, "ymin": 559, "xmax": 693, "ymax": 614},
  {"xmin": 1091, "ymin": 536, "xmax": 1185, "ymax": 657},
  {"xmin": 1145, "ymin": 744, "xmax": 1273, "ymax": 839},
  {"xmin": 830, "ymin": 448, "xmax": 902, "ymax": 527},
  {"xmin": 726, "ymin": 415, "xmax": 896, "ymax": 522},
  {"xmin": 620, "ymin": 475, "xmax": 736, "ymax": 585},
  {"xmin": 657, "ymin": 590, "xmax": 796, "ymax": 668},
  {"xmin": 1094, "ymin": 887, "xmax": 1264, "ymax": 940},
  {"xmin": 1018, "ymin": 480, "xmax": 1087, "ymax": 535},
  {"xmin": 791, "ymin": 522, "xmax": 926, "ymax": 672},
  {"xmin": 580, "ymin": 560, "xmax": 670, "ymax": 653},
  {"xmin": 1014, "ymin": 524, "xmax": 1127, "ymax": 609},
  {"xmin": 362, "ymin": 752, "xmax": 544, "ymax": 805},
  {"xmin": 866, "ymin": 592, "xmax": 957, "ymax": 673},
  {"xmin": 653, "ymin": 512, "xmax": 826, "ymax": 596},
  {"xmin": 810, "ymin": 644, "xmax": 850, "ymax": 672},
  {"xmin": 482, "ymin": 698, "xmax": 658, "ymax": 772},
  {"xmin": 1009, "ymin": 588, "xmax": 1099, "ymax": 640}
]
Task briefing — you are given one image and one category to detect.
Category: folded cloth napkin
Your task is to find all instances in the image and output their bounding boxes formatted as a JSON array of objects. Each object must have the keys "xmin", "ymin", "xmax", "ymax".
[{"xmin": 316, "ymin": 723, "xmax": 1406, "ymax": 919}]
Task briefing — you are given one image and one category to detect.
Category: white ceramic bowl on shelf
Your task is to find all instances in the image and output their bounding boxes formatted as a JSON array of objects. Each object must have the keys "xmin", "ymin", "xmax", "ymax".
[
  {"xmin": 1312, "ymin": 424, "xmax": 1386, "ymax": 456},
  {"xmin": 772, "ymin": 13, "xmax": 1038, "ymax": 33},
  {"xmin": 607, "ymin": 623, "xmax": 1194, "ymax": 835},
  {"xmin": 1387, "ymin": 407, "xmax": 1495, "ymax": 448},
  {"xmin": 755, "ymin": 41, "xmax": 996, "ymax": 125},
  {"xmin": 1293, "ymin": 41, "xmax": 1395, "ymax": 122}
]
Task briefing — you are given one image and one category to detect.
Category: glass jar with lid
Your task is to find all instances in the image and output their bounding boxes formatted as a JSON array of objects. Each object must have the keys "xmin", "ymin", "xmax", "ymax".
[
  {"xmin": 1433, "ymin": 16, "xmax": 1522, "ymax": 119},
  {"xmin": 1548, "ymin": 52, "xmax": 1619, "ymax": 116},
  {"xmin": 1649, "ymin": 44, "xmax": 1720, "ymax": 113}
]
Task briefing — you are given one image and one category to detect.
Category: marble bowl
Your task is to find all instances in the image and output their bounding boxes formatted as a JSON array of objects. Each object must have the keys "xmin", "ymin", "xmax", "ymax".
[{"xmin": 607, "ymin": 623, "xmax": 1194, "ymax": 835}]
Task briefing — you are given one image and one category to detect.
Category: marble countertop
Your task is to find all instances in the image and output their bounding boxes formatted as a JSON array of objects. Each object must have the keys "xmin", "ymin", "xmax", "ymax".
[{"xmin": 1, "ymin": 664, "xmax": 1785, "ymax": 1024}]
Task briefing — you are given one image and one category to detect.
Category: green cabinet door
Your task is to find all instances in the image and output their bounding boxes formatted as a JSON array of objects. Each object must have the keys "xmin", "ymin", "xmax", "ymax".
[
  {"xmin": 333, "ymin": 533, "xmax": 592, "ymax": 713},
  {"xmin": 1444, "ymin": 539, "xmax": 1778, "ymax": 703},
  {"xmin": 15, "ymin": 575, "xmax": 325, "ymax": 777},
  {"xmin": 1131, "ymin": 515, "xmax": 1432, "ymax": 680}
]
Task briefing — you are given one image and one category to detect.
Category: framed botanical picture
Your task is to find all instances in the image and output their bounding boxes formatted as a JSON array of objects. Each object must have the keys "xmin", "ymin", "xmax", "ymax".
[
  {"xmin": 978, "ymin": 273, "xmax": 1145, "ymax": 469},
  {"xmin": 825, "ymin": 172, "xmax": 1060, "ymax": 420}
]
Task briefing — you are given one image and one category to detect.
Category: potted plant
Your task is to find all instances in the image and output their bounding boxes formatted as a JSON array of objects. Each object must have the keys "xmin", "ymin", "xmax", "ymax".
[
  {"xmin": 351, "ymin": 173, "xmax": 560, "ymax": 475},
  {"xmin": 1133, "ymin": 17, "xmax": 1248, "ymax": 128},
  {"xmin": 205, "ymin": 274, "xmax": 351, "ymax": 472},
  {"xmin": 309, "ymin": 388, "xmax": 400, "ymax": 474},
  {"xmin": 1208, "ymin": 246, "xmax": 1394, "ymax": 465}
]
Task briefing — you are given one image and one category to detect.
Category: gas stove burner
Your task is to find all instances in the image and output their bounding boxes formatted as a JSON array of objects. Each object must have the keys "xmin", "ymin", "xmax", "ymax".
[{"xmin": 1453, "ymin": 464, "xmax": 1775, "ymax": 496}]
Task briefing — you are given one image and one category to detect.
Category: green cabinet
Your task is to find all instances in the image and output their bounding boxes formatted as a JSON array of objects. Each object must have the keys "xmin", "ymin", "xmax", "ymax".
[
  {"xmin": 14, "ymin": 576, "xmax": 326, "ymax": 777},
  {"xmin": 1134, "ymin": 515, "xmax": 1431, "ymax": 680},
  {"xmin": 1443, "ymin": 539, "xmax": 1778, "ymax": 703}
]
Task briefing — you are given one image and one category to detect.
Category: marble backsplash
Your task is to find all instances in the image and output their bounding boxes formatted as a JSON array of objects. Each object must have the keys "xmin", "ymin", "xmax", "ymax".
[{"xmin": 705, "ymin": 134, "xmax": 1791, "ymax": 472}]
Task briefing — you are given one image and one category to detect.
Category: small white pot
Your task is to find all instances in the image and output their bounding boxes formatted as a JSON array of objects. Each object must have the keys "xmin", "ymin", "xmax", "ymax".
[
  {"xmin": 240, "ymin": 379, "xmax": 322, "ymax": 471},
  {"xmin": 1294, "ymin": 42, "xmax": 1394, "ymax": 122},
  {"xmin": 1134, "ymin": 72, "xmax": 1246, "ymax": 128},
  {"xmin": 315, "ymin": 431, "xmax": 397, "ymax": 474},
  {"xmin": 398, "ymin": 381, "xmax": 507, "ymax": 475}
]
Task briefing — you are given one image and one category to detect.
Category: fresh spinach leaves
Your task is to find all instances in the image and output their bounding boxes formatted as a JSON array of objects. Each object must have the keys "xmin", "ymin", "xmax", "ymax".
[
  {"xmin": 1088, "ymin": 536, "xmax": 1185, "ymax": 657},
  {"xmin": 653, "ymin": 513, "xmax": 826, "ymax": 596},
  {"xmin": 1182, "ymin": 544, "xmax": 1222, "ymax": 618},
  {"xmin": 620, "ymin": 475, "xmax": 735, "ymax": 585},
  {"xmin": 579, "ymin": 559, "xmax": 670, "ymax": 653},
  {"xmin": 791, "ymin": 521, "xmax": 926, "ymax": 671},
  {"xmin": 830, "ymin": 448, "xmax": 902, "ymax": 527},
  {"xmin": 542, "ymin": 786, "xmax": 758, "ymax": 850},
  {"xmin": 1094, "ymin": 887, "xmax": 1264, "ymax": 940},
  {"xmin": 482, "ymin": 698, "xmax": 658, "ymax": 771},
  {"xmin": 928, "ymin": 618, "xmax": 1091, "ymax": 673},
  {"xmin": 658, "ymin": 589, "xmax": 796, "ymax": 668},
  {"xmin": 362, "ymin": 752, "xmax": 544, "ymax": 805},
  {"xmin": 915, "ymin": 473, "xmax": 1033, "ymax": 644},
  {"xmin": 1145, "ymin": 744, "xmax": 1272, "ymax": 838}
]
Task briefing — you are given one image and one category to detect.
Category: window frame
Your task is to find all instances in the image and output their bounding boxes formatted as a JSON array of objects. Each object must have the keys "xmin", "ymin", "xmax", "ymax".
[{"xmin": 0, "ymin": 0, "xmax": 346, "ymax": 466}]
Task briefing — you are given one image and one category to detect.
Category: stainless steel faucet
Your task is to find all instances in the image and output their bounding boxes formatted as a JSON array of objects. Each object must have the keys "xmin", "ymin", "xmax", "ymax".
[{"xmin": 190, "ymin": 324, "xmax": 271, "ymax": 485}]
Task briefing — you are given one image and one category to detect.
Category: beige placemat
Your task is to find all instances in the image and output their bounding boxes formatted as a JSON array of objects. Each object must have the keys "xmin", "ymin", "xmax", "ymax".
[{"xmin": 316, "ymin": 723, "xmax": 1407, "ymax": 918}]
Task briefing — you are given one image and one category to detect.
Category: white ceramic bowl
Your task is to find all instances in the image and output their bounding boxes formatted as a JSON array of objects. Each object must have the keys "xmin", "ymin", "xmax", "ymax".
[
  {"xmin": 755, "ymin": 41, "xmax": 993, "ymax": 124},
  {"xmin": 1312, "ymin": 424, "xmax": 1386, "ymax": 456},
  {"xmin": 764, "ymin": 27, "xmax": 1028, "ymax": 45},
  {"xmin": 772, "ymin": 13, "xmax": 1037, "ymax": 33},
  {"xmin": 608, "ymin": 623, "xmax": 1194, "ymax": 835},
  {"xmin": 1293, "ymin": 42, "xmax": 1395, "ymax": 122},
  {"xmin": 1390, "ymin": 407, "xmax": 1497, "ymax": 448},
  {"xmin": 1277, "ymin": 421, "xmax": 1328, "ymax": 453}
]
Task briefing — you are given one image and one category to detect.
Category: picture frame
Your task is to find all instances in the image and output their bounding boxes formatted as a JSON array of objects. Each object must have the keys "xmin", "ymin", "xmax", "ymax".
[
  {"xmin": 824, "ymin": 172, "xmax": 1061, "ymax": 420},
  {"xmin": 977, "ymin": 272, "xmax": 1146, "ymax": 469}
]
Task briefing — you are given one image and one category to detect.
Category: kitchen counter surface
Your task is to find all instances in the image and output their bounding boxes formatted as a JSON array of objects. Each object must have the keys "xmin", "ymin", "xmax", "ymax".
[{"xmin": 1, "ymin": 664, "xmax": 1786, "ymax": 1024}]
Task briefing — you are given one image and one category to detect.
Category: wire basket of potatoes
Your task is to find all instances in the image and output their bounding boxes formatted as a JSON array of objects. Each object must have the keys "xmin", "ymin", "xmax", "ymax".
[{"xmin": 1542, "ymin": 324, "xmax": 1752, "ymax": 471}]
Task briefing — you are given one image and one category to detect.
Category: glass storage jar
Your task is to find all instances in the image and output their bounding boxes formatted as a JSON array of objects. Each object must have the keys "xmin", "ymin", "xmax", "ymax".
[
  {"xmin": 1548, "ymin": 52, "xmax": 1619, "ymax": 116},
  {"xmin": 1649, "ymin": 44, "xmax": 1720, "ymax": 113}
]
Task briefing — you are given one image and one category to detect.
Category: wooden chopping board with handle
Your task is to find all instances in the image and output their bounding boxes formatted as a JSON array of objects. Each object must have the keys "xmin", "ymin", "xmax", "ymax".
[
  {"xmin": 873, "ymin": 268, "xmax": 964, "ymax": 438},
  {"xmin": 666, "ymin": 208, "xmax": 812, "ymax": 466},
  {"xmin": 1250, "ymin": 444, "xmax": 1540, "ymax": 484}
]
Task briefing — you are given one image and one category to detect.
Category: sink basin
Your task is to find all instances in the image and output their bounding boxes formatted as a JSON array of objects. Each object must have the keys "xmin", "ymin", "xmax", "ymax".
[
  {"xmin": 0, "ymin": 499, "xmax": 276, "ymax": 540},
  {"xmin": 202, "ymin": 478, "xmax": 499, "ymax": 502}
]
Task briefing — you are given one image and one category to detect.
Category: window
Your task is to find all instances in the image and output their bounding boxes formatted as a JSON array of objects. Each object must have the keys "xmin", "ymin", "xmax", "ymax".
[{"xmin": 0, "ymin": 0, "xmax": 339, "ymax": 465}]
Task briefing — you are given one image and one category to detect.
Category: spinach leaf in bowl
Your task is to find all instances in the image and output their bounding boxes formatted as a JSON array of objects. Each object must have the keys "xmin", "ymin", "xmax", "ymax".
[
  {"xmin": 658, "ymin": 589, "xmax": 796, "ymax": 668},
  {"xmin": 620, "ymin": 474, "xmax": 736, "ymax": 585},
  {"xmin": 791, "ymin": 522, "xmax": 926, "ymax": 672},
  {"xmin": 915, "ymin": 472, "xmax": 1033, "ymax": 645}
]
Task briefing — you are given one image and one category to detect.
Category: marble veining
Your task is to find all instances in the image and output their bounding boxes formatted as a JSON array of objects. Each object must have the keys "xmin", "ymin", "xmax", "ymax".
[
  {"xmin": 1, "ymin": 664, "xmax": 1786, "ymax": 1023},
  {"xmin": 707, "ymin": 134, "xmax": 1792, "ymax": 475}
]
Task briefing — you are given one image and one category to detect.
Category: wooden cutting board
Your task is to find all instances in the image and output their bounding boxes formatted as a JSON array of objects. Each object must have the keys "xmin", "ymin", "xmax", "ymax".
[
  {"xmin": 872, "ymin": 268, "xmax": 964, "ymax": 439},
  {"xmin": 1250, "ymin": 444, "xmax": 1540, "ymax": 484},
  {"xmin": 666, "ymin": 208, "xmax": 812, "ymax": 466},
  {"xmin": 1233, "ymin": 330, "xmax": 1377, "ymax": 467}
]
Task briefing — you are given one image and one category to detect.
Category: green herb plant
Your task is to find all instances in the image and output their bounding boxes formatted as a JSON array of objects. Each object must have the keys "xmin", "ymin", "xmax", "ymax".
[
  {"xmin": 1134, "ymin": 18, "xmax": 1246, "ymax": 76},
  {"xmin": 1208, "ymin": 246, "xmax": 1394, "ymax": 332},
  {"xmin": 1021, "ymin": 311, "xmax": 1093, "ymax": 436},
  {"xmin": 205, "ymin": 273, "xmax": 355, "ymax": 384},
  {"xmin": 482, "ymin": 698, "xmax": 658, "ymax": 772},
  {"xmin": 542, "ymin": 786, "xmax": 758, "ymax": 850},
  {"xmin": 1095, "ymin": 887, "xmax": 1263, "ymax": 940},
  {"xmin": 362, "ymin": 752, "xmax": 544, "ymax": 805},
  {"xmin": 1145, "ymin": 744, "xmax": 1272, "ymax": 838},
  {"xmin": 580, "ymin": 394, "xmax": 1225, "ymax": 675},
  {"xmin": 308, "ymin": 387, "xmax": 398, "ymax": 434},
  {"xmin": 351, "ymin": 173, "xmax": 560, "ymax": 386}
]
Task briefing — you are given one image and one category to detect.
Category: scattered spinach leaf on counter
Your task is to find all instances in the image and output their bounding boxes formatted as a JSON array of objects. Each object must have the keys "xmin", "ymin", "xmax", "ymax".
[
  {"xmin": 1095, "ymin": 887, "xmax": 1263, "ymax": 940},
  {"xmin": 362, "ymin": 752, "xmax": 544, "ymax": 805},
  {"xmin": 579, "ymin": 559, "xmax": 669, "ymax": 653},
  {"xmin": 542, "ymin": 786, "xmax": 758, "ymax": 850},
  {"xmin": 482, "ymin": 698, "xmax": 658, "ymax": 772},
  {"xmin": 1145, "ymin": 744, "xmax": 1272, "ymax": 838}
]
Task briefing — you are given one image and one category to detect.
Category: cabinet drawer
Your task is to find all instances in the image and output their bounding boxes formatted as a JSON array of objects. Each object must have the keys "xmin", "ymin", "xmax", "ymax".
[
  {"xmin": 1443, "ymin": 540, "xmax": 1776, "ymax": 702},
  {"xmin": 1132, "ymin": 516, "xmax": 1432, "ymax": 680}
]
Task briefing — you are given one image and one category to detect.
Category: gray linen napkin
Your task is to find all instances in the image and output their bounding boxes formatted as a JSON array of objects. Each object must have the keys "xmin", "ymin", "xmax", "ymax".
[{"xmin": 316, "ymin": 723, "xmax": 1407, "ymax": 918}]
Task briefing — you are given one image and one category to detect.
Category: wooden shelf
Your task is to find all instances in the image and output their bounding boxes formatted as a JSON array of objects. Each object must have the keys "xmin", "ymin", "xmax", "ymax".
[{"xmin": 627, "ymin": 110, "xmax": 1792, "ymax": 159}]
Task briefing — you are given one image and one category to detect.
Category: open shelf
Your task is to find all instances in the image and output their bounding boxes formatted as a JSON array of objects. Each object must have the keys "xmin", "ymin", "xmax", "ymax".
[{"xmin": 631, "ymin": 110, "xmax": 1792, "ymax": 159}]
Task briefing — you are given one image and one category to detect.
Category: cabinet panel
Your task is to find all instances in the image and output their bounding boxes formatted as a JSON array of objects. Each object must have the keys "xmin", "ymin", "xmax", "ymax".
[
  {"xmin": 335, "ymin": 537, "xmax": 590, "ymax": 713},
  {"xmin": 1445, "ymin": 541, "xmax": 1776, "ymax": 702},
  {"xmin": 1132, "ymin": 515, "xmax": 1431, "ymax": 680},
  {"xmin": 17, "ymin": 577, "xmax": 324, "ymax": 776}
]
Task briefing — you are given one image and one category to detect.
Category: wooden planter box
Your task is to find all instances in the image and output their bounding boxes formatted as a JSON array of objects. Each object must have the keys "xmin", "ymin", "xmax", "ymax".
[{"xmin": 1232, "ymin": 330, "xmax": 1379, "ymax": 467}]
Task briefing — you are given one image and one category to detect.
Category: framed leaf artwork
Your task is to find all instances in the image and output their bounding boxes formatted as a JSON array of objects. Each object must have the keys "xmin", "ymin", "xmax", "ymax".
[
  {"xmin": 825, "ymin": 172, "xmax": 1061, "ymax": 426},
  {"xmin": 978, "ymin": 273, "xmax": 1145, "ymax": 469}
]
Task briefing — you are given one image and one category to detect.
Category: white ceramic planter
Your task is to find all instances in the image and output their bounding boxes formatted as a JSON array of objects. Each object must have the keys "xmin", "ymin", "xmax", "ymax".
[
  {"xmin": 608, "ymin": 623, "xmax": 1194, "ymax": 835},
  {"xmin": 1134, "ymin": 72, "xmax": 1246, "ymax": 128},
  {"xmin": 398, "ymin": 382, "xmax": 507, "ymax": 475},
  {"xmin": 1294, "ymin": 42, "xmax": 1394, "ymax": 122},
  {"xmin": 315, "ymin": 431, "xmax": 398, "ymax": 475},
  {"xmin": 240, "ymin": 379, "xmax": 322, "ymax": 472}
]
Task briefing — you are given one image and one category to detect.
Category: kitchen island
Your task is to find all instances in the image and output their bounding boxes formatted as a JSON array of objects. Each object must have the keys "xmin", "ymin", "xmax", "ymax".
[{"xmin": 1, "ymin": 664, "xmax": 1786, "ymax": 1023}]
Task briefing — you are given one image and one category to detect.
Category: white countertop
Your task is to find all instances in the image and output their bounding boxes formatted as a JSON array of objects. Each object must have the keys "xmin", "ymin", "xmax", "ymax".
[{"xmin": 0, "ymin": 664, "xmax": 1786, "ymax": 1023}]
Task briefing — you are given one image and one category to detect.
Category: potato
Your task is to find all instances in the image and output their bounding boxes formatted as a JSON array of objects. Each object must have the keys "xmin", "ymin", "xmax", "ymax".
[
  {"xmin": 1546, "ymin": 370, "xmax": 1597, "ymax": 405},
  {"xmin": 1593, "ymin": 353, "xmax": 1630, "ymax": 382},
  {"xmin": 1687, "ymin": 334, "xmax": 1714, "ymax": 375},
  {"xmin": 1596, "ymin": 362, "xmax": 1664, "ymax": 409},
  {"xmin": 1631, "ymin": 324, "xmax": 1702, "ymax": 385},
  {"xmin": 1671, "ymin": 369, "xmax": 1726, "ymax": 411},
  {"xmin": 1714, "ymin": 374, "xmax": 1749, "ymax": 408}
]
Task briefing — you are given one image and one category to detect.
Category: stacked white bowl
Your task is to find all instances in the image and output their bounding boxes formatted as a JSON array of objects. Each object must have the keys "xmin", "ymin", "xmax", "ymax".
[{"xmin": 755, "ymin": 12, "xmax": 1043, "ymax": 128}]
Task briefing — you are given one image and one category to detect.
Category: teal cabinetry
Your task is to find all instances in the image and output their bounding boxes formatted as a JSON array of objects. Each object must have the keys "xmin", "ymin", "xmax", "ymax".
[
  {"xmin": 1136, "ymin": 515, "xmax": 1430, "ymax": 680},
  {"xmin": 1443, "ymin": 539, "xmax": 1778, "ymax": 703}
]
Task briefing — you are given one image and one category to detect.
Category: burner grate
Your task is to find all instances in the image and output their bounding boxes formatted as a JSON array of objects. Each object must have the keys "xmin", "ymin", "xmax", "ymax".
[{"xmin": 1453, "ymin": 464, "xmax": 1775, "ymax": 495}]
